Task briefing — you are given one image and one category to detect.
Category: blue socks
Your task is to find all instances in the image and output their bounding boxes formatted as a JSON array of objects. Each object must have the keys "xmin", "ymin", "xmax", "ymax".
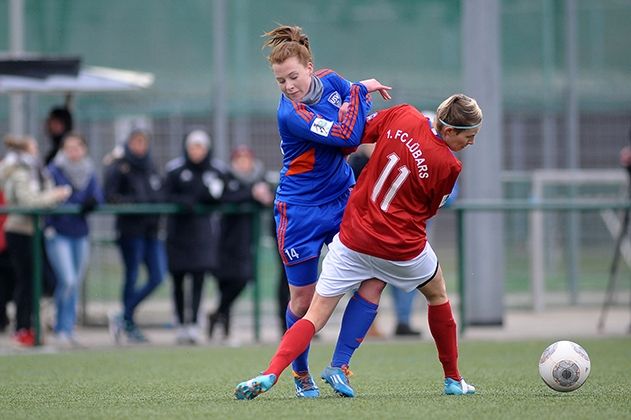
[
  {"xmin": 286, "ymin": 307, "xmax": 311, "ymax": 373},
  {"xmin": 331, "ymin": 291, "xmax": 378, "ymax": 368}
]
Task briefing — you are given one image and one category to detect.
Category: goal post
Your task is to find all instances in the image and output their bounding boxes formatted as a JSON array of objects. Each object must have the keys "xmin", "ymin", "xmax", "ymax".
[{"xmin": 529, "ymin": 169, "xmax": 629, "ymax": 311}]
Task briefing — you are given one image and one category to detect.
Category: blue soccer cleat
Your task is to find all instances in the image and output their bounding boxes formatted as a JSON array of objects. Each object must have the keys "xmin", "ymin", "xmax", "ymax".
[
  {"xmin": 293, "ymin": 371, "xmax": 320, "ymax": 398},
  {"xmin": 234, "ymin": 374, "xmax": 277, "ymax": 400},
  {"xmin": 321, "ymin": 365, "xmax": 355, "ymax": 398},
  {"xmin": 444, "ymin": 377, "xmax": 476, "ymax": 395}
]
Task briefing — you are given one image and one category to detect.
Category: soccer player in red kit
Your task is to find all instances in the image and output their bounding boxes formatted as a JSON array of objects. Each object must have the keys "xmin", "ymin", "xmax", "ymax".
[{"xmin": 235, "ymin": 94, "xmax": 482, "ymax": 400}]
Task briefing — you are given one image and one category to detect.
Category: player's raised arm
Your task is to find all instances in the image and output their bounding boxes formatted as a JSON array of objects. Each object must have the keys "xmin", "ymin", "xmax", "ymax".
[{"xmin": 338, "ymin": 78, "xmax": 391, "ymax": 121}]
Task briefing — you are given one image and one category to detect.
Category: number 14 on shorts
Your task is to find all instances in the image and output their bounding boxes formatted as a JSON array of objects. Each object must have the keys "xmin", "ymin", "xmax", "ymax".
[{"xmin": 284, "ymin": 248, "xmax": 300, "ymax": 261}]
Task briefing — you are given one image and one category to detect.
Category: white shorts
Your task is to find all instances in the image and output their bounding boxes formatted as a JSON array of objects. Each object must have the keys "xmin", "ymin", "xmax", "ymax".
[{"xmin": 316, "ymin": 233, "xmax": 439, "ymax": 298}]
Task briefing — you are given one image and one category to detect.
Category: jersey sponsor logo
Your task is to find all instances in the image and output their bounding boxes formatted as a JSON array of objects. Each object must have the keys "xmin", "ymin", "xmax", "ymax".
[
  {"xmin": 310, "ymin": 117, "xmax": 334, "ymax": 137},
  {"xmin": 327, "ymin": 91, "xmax": 342, "ymax": 108}
]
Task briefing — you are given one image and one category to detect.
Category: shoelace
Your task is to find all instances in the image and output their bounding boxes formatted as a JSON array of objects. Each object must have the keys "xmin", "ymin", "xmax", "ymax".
[{"xmin": 294, "ymin": 373, "xmax": 317, "ymax": 390}]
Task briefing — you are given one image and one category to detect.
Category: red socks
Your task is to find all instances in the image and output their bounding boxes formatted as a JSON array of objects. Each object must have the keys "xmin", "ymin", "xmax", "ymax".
[
  {"xmin": 263, "ymin": 303, "xmax": 460, "ymax": 381},
  {"xmin": 264, "ymin": 319, "xmax": 316, "ymax": 379},
  {"xmin": 427, "ymin": 301, "xmax": 461, "ymax": 381}
]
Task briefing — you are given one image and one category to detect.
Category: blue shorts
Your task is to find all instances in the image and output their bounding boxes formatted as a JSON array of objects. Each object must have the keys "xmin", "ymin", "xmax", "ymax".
[{"xmin": 275, "ymin": 190, "xmax": 350, "ymax": 287}]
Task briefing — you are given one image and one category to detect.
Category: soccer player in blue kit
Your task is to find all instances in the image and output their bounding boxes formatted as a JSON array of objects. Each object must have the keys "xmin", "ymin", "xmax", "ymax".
[{"xmin": 262, "ymin": 25, "xmax": 391, "ymax": 398}]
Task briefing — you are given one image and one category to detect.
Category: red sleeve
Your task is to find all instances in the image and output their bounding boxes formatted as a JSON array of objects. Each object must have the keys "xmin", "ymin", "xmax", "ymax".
[
  {"xmin": 361, "ymin": 110, "xmax": 386, "ymax": 144},
  {"xmin": 361, "ymin": 105, "xmax": 415, "ymax": 144}
]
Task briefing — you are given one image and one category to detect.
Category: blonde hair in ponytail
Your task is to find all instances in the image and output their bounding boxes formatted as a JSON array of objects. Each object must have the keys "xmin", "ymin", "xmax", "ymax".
[{"xmin": 435, "ymin": 94, "xmax": 483, "ymax": 133}]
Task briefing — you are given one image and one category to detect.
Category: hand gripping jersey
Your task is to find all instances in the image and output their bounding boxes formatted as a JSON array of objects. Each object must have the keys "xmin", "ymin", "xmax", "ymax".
[
  {"xmin": 275, "ymin": 69, "xmax": 371, "ymax": 205},
  {"xmin": 339, "ymin": 104, "xmax": 462, "ymax": 261}
]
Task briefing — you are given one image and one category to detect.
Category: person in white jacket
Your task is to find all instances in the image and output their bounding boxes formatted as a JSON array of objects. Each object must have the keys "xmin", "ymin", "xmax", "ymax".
[{"xmin": 0, "ymin": 135, "xmax": 70, "ymax": 347}]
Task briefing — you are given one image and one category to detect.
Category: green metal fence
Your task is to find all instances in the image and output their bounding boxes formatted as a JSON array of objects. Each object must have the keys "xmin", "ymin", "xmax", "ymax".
[
  {"xmin": 0, "ymin": 202, "xmax": 264, "ymax": 346},
  {"xmin": 452, "ymin": 199, "xmax": 631, "ymax": 333},
  {"xmin": 2, "ymin": 198, "xmax": 630, "ymax": 343}
]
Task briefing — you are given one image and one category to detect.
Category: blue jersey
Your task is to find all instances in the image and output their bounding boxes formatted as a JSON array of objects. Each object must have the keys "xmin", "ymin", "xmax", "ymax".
[{"xmin": 275, "ymin": 69, "xmax": 371, "ymax": 205}]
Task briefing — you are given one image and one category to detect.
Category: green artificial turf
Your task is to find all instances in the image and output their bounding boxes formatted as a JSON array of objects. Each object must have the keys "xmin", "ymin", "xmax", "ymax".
[{"xmin": 1, "ymin": 338, "xmax": 629, "ymax": 419}]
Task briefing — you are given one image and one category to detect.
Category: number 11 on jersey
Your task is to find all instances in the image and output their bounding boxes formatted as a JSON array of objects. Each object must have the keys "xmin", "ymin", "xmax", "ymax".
[{"xmin": 370, "ymin": 152, "xmax": 411, "ymax": 212}]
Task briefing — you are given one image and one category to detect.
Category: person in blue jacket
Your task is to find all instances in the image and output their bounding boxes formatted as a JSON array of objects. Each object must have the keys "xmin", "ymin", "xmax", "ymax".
[
  {"xmin": 262, "ymin": 24, "xmax": 391, "ymax": 398},
  {"xmin": 45, "ymin": 132, "xmax": 103, "ymax": 347}
]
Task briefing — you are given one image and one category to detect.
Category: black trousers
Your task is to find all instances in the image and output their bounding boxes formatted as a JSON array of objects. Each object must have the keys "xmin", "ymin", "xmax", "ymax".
[
  {"xmin": 171, "ymin": 271, "xmax": 205, "ymax": 324},
  {"xmin": 277, "ymin": 266, "xmax": 290, "ymax": 333},
  {"xmin": 0, "ymin": 249, "xmax": 16, "ymax": 328},
  {"xmin": 215, "ymin": 276, "xmax": 248, "ymax": 318},
  {"xmin": 6, "ymin": 232, "xmax": 33, "ymax": 331}
]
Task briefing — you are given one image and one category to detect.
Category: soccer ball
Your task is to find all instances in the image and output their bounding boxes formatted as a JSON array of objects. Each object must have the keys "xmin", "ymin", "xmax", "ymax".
[{"xmin": 538, "ymin": 340, "xmax": 590, "ymax": 392}]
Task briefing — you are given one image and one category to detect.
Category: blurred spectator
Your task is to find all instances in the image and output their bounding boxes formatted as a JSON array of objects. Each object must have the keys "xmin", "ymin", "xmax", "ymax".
[
  {"xmin": 44, "ymin": 133, "xmax": 104, "ymax": 347},
  {"xmin": 621, "ymin": 145, "xmax": 631, "ymax": 173},
  {"xmin": 274, "ymin": 217, "xmax": 290, "ymax": 335},
  {"xmin": 266, "ymin": 160, "xmax": 289, "ymax": 335},
  {"xmin": 0, "ymin": 190, "xmax": 16, "ymax": 333},
  {"xmin": 104, "ymin": 130, "xmax": 166, "ymax": 344},
  {"xmin": 208, "ymin": 145, "xmax": 273, "ymax": 344},
  {"xmin": 0, "ymin": 135, "xmax": 71, "ymax": 346},
  {"xmin": 163, "ymin": 129, "xmax": 226, "ymax": 345},
  {"xmin": 347, "ymin": 143, "xmax": 374, "ymax": 181},
  {"xmin": 44, "ymin": 106, "xmax": 74, "ymax": 165}
]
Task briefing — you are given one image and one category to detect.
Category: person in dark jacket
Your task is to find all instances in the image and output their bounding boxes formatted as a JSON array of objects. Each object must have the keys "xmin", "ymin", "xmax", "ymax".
[
  {"xmin": 45, "ymin": 132, "xmax": 103, "ymax": 347},
  {"xmin": 274, "ymin": 215, "xmax": 290, "ymax": 335},
  {"xmin": 208, "ymin": 145, "xmax": 273, "ymax": 344},
  {"xmin": 104, "ymin": 129, "xmax": 166, "ymax": 344},
  {"xmin": 163, "ymin": 129, "xmax": 227, "ymax": 345},
  {"xmin": 44, "ymin": 106, "xmax": 74, "ymax": 165}
]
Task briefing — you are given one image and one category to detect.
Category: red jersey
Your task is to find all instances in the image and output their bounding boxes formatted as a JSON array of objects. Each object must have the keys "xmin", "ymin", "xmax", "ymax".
[{"xmin": 339, "ymin": 104, "xmax": 462, "ymax": 260}]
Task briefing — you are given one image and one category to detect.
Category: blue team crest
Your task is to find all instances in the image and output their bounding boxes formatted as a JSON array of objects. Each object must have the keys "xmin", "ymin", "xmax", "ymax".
[{"xmin": 328, "ymin": 91, "xmax": 342, "ymax": 108}]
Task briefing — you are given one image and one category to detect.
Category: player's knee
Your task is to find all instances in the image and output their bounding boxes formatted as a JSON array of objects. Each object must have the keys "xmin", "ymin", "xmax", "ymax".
[
  {"xmin": 419, "ymin": 283, "xmax": 448, "ymax": 305},
  {"xmin": 357, "ymin": 279, "xmax": 386, "ymax": 304},
  {"xmin": 289, "ymin": 295, "xmax": 311, "ymax": 317},
  {"xmin": 425, "ymin": 292, "xmax": 448, "ymax": 306}
]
